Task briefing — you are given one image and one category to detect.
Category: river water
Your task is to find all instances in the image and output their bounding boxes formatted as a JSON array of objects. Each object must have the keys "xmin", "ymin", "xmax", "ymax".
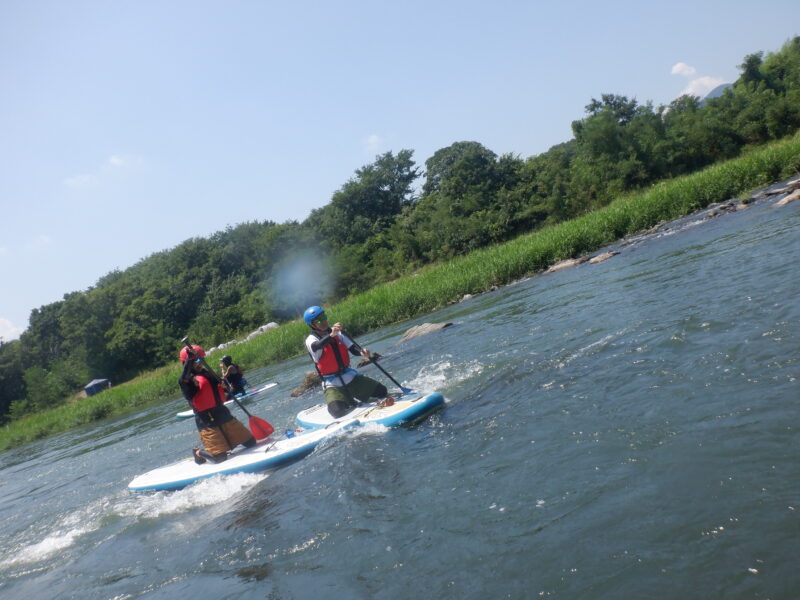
[{"xmin": 1, "ymin": 186, "xmax": 798, "ymax": 599}]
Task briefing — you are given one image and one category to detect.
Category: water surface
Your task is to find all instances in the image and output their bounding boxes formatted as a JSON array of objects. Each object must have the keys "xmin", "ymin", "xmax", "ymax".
[{"xmin": 1, "ymin": 189, "xmax": 798, "ymax": 599}]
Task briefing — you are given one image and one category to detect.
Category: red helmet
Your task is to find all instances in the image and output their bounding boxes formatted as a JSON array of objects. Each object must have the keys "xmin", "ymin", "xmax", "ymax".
[{"xmin": 180, "ymin": 344, "xmax": 206, "ymax": 363}]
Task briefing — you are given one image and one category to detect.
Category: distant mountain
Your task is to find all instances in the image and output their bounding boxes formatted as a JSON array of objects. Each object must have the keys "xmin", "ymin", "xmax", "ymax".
[{"xmin": 702, "ymin": 83, "xmax": 733, "ymax": 103}]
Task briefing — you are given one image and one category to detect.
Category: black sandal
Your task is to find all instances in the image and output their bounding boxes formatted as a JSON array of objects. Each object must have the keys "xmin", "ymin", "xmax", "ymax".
[{"xmin": 193, "ymin": 447, "xmax": 207, "ymax": 464}]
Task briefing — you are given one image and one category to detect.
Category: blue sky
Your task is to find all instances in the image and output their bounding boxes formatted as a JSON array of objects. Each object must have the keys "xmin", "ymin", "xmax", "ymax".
[{"xmin": 1, "ymin": 1, "xmax": 798, "ymax": 341}]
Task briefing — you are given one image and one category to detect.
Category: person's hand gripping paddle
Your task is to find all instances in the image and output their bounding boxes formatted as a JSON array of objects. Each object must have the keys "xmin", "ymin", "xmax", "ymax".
[{"xmin": 342, "ymin": 330, "xmax": 414, "ymax": 395}]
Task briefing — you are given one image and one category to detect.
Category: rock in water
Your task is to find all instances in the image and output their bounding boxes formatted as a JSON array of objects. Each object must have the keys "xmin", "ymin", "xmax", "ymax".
[
  {"xmin": 775, "ymin": 189, "xmax": 800, "ymax": 207},
  {"xmin": 399, "ymin": 322, "xmax": 453, "ymax": 343},
  {"xmin": 291, "ymin": 371, "xmax": 321, "ymax": 397}
]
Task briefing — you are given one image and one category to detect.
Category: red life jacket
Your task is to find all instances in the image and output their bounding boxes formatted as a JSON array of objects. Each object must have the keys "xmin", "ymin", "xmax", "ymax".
[
  {"xmin": 191, "ymin": 373, "xmax": 227, "ymax": 411},
  {"xmin": 316, "ymin": 335, "xmax": 351, "ymax": 376}
]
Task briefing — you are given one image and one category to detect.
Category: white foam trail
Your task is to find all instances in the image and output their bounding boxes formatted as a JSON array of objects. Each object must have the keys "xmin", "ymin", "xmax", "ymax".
[
  {"xmin": 7, "ymin": 526, "xmax": 91, "ymax": 566},
  {"xmin": 556, "ymin": 334, "xmax": 616, "ymax": 368},
  {"xmin": 117, "ymin": 471, "xmax": 268, "ymax": 519},
  {"xmin": 5, "ymin": 472, "xmax": 267, "ymax": 567}
]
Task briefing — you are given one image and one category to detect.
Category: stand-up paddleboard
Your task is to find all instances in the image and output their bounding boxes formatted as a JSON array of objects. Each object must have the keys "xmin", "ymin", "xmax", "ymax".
[
  {"xmin": 175, "ymin": 382, "xmax": 278, "ymax": 418},
  {"xmin": 296, "ymin": 392, "xmax": 445, "ymax": 430},
  {"xmin": 128, "ymin": 422, "xmax": 350, "ymax": 492}
]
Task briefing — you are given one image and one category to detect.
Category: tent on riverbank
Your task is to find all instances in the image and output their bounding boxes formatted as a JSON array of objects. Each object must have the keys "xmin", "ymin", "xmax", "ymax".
[{"xmin": 84, "ymin": 378, "xmax": 111, "ymax": 397}]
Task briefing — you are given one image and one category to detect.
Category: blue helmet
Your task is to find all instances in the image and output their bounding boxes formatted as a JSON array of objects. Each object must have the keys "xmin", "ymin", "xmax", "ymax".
[{"xmin": 303, "ymin": 305, "xmax": 326, "ymax": 326}]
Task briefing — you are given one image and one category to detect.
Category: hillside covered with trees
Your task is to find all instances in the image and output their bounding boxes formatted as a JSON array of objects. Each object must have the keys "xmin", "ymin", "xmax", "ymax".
[{"xmin": 1, "ymin": 37, "xmax": 799, "ymax": 424}]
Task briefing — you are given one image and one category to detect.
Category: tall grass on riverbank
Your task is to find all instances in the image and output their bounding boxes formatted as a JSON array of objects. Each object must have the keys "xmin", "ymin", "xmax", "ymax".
[
  {"xmin": 335, "ymin": 134, "xmax": 799, "ymax": 332},
  {"xmin": 2, "ymin": 134, "xmax": 798, "ymax": 452}
]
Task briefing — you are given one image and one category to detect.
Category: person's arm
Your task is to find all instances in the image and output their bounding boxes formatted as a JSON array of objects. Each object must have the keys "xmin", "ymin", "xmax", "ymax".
[
  {"xmin": 339, "ymin": 330, "xmax": 368, "ymax": 357},
  {"xmin": 178, "ymin": 363, "xmax": 197, "ymax": 405},
  {"xmin": 343, "ymin": 336, "xmax": 366, "ymax": 357},
  {"xmin": 309, "ymin": 332, "xmax": 334, "ymax": 353},
  {"xmin": 179, "ymin": 359, "xmax": 194, "ymax": 384}
]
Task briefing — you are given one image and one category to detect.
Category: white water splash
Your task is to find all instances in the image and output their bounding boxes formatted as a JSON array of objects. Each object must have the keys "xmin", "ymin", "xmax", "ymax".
[
  {"xmin": 409, "ymin": 356, "xmax": 484, "ymax": 393},
  {"xmin": 6, "ymin": 525, "xmax": 92, "ymax": 566},
  {"xmin": 117, "ymin": 471, "xmax": 268, "ymax": 519},
  {"xmin": 555, "ymin": 334, "xmax": 616, "ymax": 369},
  {"xmin": 4, "ymin": 472, "xmax": 267, "ymax": 567},
  {"xmin": 356, "ymin": 422, "xmax": 390, "ymax": 435}
]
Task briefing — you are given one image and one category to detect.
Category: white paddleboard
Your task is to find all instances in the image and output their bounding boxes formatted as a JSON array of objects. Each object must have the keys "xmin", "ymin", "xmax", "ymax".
[
  {"xmin": 128, "ymin": 421, "xmax": 350, "ymax": 492},
  {"xmin": 296, "ymin": 392, "xmax": 445, "ymax": 430}
]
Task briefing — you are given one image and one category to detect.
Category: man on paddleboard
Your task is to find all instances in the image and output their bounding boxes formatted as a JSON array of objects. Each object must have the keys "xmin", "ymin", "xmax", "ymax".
[
  {"xmin": 179, "ymin": 345, "xmax": 256, "ymax": 464},
  {"xmin": 303, "ymin": 306, "xmax": 392, "ymax": 418}
]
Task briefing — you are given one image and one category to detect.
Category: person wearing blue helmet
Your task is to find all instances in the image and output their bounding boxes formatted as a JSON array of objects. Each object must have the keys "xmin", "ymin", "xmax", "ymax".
[{"xmin": 303, "ymin": 306, "xmax": 390, "ymax": 417}]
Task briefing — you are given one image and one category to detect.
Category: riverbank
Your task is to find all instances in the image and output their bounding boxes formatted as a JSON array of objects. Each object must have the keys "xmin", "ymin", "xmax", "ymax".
[{"xmin": 2, "ymin": 132, "xmax": 799, "ymax": 451}]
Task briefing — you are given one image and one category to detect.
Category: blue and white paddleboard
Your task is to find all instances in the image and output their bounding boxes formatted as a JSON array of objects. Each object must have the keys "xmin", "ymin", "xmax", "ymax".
[
  {"xmin": 175, "ymin": 382, "xmax": 278, "ymax": 418},
  {"xmin": 128, "ymin": 422, "xmax": 350, "ymax": 492},
  {"xmin": 296, "ymin": 392, "xmax": 445, "ymax": 430}
]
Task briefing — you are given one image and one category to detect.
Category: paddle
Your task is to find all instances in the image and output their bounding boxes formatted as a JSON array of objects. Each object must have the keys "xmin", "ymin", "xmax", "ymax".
[
  {"xmin": 342, "ymin": 330, "xmax": 414, "ymax": 394},
  {"xmin": 226, "ymin": 393, "xmax": 274, "ymax": 440},
  {"xmin": 181, "ymin": 336, "xmax": 275, "ymax": 440}
]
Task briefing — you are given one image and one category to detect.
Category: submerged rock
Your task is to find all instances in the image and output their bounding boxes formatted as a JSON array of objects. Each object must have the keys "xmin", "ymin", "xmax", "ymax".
[
  {"xmin": 290, "ymin": 352, "xmax": 383, "ymax": 396},
  {"xmin": 546, "ymin": 257, "xmax": 588, "ymax": 273},
  {"xmin": 291, "ymin": 370, "xmax": 321, "ymax": 397},
  {"xmin": 356, "ymin": 352, "xmax": 382, "ymax": 368},
  {"xmin": 589, "ymin": 251, "xmax": 620, "ymax": 264},
  {"xmin": 770, "ymin": 178, "xmax": 800, "ymax": 196},
  {"xmin": 751, "ymin": 177, "xmax": 800, "ymax": 200},
  {"xmin": 775, "ymin": 189, "xmax": 800, "ymax": 207},
  {"xmin": 706, "ymin": 201, "xmax": 739, "ymax": 218},
  {"xmin": 399, "ymin": 322, "xmax": 453, "ymax": 343}
]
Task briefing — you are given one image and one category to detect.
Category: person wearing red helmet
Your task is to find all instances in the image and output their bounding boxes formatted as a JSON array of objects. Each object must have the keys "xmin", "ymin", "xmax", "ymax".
[{"xmin": 178, "ymin": 344, "xmax": 256, "ymax": 464}]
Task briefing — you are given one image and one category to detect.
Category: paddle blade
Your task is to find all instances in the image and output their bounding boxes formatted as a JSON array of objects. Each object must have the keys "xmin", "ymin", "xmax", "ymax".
[{"xmin": 249, "ymin": 416, "xmax": 274, "ymax": 440}]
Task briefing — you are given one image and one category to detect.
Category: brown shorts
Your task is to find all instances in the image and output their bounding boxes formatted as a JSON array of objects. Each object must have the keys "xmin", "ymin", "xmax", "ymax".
[{"xmin": 199, "ymin": 418, "xmax": 253, "ymax": 454}]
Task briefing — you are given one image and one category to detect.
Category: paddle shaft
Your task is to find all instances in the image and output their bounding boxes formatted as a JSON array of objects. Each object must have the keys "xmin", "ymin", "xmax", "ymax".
[
  {"xmin": 342, "ymin": 330, "xmax": 412, "ymax": 393},
  {"xmin": 202, "ymin": 357, "xmax": 273, "ymax": 438},
  {"xmin": 328, "ymin": 338, "xmax": 358, "ymax": 404},
  {"xmin": 206, "ymin": 362, "xmax": 273, "ymax": 439}
]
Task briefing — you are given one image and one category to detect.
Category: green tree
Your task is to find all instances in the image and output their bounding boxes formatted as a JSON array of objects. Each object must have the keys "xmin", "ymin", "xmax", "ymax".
[
  {"xmin": 412, "ymin": 141, "xmax": 517, "ymax": 258},
  {"xmin": 738, "ymin": 52, "xmax": 764, "ymax": 87},
  {"xmin": 306, "ymin": 150, "xmax": 419, "ymax": 247},
  {"xmin": 22, "ymin": 365, "xmax": 72, "ymax": 413},
  {"xmin": 0, "ymin": 339, "xmax": 26, "ymax": 423},
  {"xmin": 190, "ymin": 273, "xmax": 269, "ymax": 343}
]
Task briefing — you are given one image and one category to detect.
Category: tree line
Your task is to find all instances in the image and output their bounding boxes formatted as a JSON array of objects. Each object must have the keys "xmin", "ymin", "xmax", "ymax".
[{"xmin": 2, "ymin": 37, "xmax": 799, "ymax": 423}]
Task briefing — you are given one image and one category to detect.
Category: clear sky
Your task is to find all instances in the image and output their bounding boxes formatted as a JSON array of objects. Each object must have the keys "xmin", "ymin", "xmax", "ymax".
[{"xmin": 1, "ymin": 0, "xmax": 798, "ymax": 341}]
